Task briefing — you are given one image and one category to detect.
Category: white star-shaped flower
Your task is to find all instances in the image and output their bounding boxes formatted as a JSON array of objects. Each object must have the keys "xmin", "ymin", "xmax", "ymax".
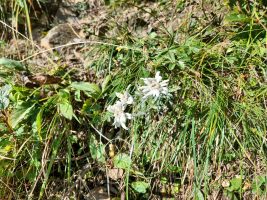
[
  {"xmin": 140, "ymin": 71, "xmax": 169, "ymax": 100},
  {"xmin": 107, "ymin": 101, "xmax": 132, "ymax": 130},
  {"xmin": 116, "ymin": 91, "xmax": 134, "ymax": 105}
]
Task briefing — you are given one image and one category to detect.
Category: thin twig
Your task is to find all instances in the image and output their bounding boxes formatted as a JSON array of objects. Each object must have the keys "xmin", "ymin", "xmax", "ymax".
[
  {"xmin": 0, "ymin": 20, "xmax": 36, "ymax": 48},
  {"xmin": 0, "ymin": 179, "xmax": 16, "ymax": 196},
  {"xmin": 0, "ymin": 154, "xmax": 16, "ymax": 161},
  {"xmin": 90, "ymin": 123, "xmax": 111, "ymax": 142},
  {"xmin": 0, "ymin": 20, "xmax": 56, "ymax": 66},
  {"xmin": 21, "ymin": 40, "xmax": 143, "ymax": 62}
]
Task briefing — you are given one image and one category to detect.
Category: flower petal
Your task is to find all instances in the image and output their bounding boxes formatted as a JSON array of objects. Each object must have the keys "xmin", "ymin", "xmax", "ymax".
[{"xmin": 155, "ymin": 71, "xmax": 162, "ymax": 82}]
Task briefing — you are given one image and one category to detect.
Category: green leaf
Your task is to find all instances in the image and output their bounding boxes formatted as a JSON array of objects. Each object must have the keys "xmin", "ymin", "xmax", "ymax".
[
  {"xmin": 74, "ymin": 90, "xmax": 81, "ymax": 102},
  {"xmin": 57, "ymin": 89, "xmax": 73, "ymax": 120},
  {"xmin": 58, "ymin": 100, "xmax": 73, "ymax": 120},
  {"xmin": 252, "ymin": 176, "xmax": 266, "ymax": 195},
  {"xmin": 36, "ymin": 108, "xmax": 43, "ymax": 140},
  {"xmin": 0, "ymin": 84, "xmax": 12, "ymax": 110},
  {"xmin": 227, "ymin": 176, "xmax": 242, "ymax": 192},
  {"xmin": 70, "ymin": 82, "xmax": 101, "ymax": 96},
  {"xmin": 160, "ymin": 177, "xmax": 168, "ymax": 184},
  {"xmin": 168, "ymin": 63, "xmax": 176, "ymax": 70},
  {"xmin": 15, "ymin": 0, "xmax": 25, "ymax": 8},
  {"xmin": 224, "ymin": 13, "xmax": 250, "ymax": 23},
  {"xmin": 10, "ymin": 102, "xmax": 35, "ymax": 128},
  {"xmin": 178, "ymin": 60, "xmax": 186, "ymax": 69},
  {"xmin": 172, "ymin": 183, "xmax": 180, "ymax": 194},
  {"xmin": 196, "ymin": 189, "xmax": 204, "ymax": 200},
  {"xmin": 89, "ymin": 135, "xmax": 105, "ymax": 163},
  {"xmin": 0, "ymin": 138, "xmax": 13, "ymax": 155},
  {"xmin": 131, "ymin": 181, "xmax": 149, "ymax": 194},
  {"xmin": 58, "ymin": 89, "xmax": 70, "ymax": 99},
  {"xmin": 101, "ymin": 75, "xmax": 111, "ymax": 92},
  {"xmin": 113, "ymin": 153, "xmax": 131, "ymax": 170},
  {"xmin": 0, "ymin": 58, "xmax": 25, "ymax": 71}
]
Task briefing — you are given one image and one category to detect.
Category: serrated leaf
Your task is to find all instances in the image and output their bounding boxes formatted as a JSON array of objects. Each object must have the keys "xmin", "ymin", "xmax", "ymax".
[
  {"xmin": 113, "ymin": 153, "xmax": 131, "ymax": 170},
  {"xmin": 131, "ymin": 181, "xmax": 149, "ymax": 193},
  {"xmin": 0, "ymin": 58, "xmax": 25, "ymax": 71}
]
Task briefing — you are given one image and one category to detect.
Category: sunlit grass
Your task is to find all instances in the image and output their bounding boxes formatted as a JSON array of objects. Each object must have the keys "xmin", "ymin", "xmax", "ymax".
[{"xmin": 0, "ymin": 0, "xmax": 267, "ymax": 199}]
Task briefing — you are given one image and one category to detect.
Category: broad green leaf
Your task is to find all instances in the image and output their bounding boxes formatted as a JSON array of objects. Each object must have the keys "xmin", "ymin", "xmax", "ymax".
[
  {"xmin": 0, "ymin": 58, "xmax": 25, "ymax": 71},
  {"xmin": 70, "ymin": 82, "xmax": 101, "ymax": 95},
  {"xmin": 58, "ymin": 89, "xmax": 70, "ymax": 99},
  {"xmin": 89, "ymin": 135, "xmax": 105, "ymax": 163},
  {"xmin": 57, "ymin": 89, "xmax": 73, "ymax": 120},
  {"xmin": 10, "ymin": 102, "xmax": 35, "ymax": 128},
  {"xmin": 58, "ymin": 100, "xmax": 73, "ymax": 120},
  {"xmin": 0, "ymin": 85, "xmax": 11, "ymax": 110},
  {"xmin": 131, "ymin": 181, "xmax": 149, "ymax": 194},
  {"xmin": 113, "ymin": 153, "xmax": 131, "ymax": 170},
  {"xmin": 224, "ymin": 13, "xmax": 250, "ymax": 23},
  {"xmin": 227, "ymin": 176, "xmax": 242, "ymax": 192}
]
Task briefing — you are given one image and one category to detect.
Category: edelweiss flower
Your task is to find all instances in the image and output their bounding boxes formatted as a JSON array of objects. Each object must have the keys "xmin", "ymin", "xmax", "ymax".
[
  {"xmin": 140, "ymin": 71, "xmax": 169, "ymax": 100},
  {"xmin": 107, "ymin": 101, "xmax": 132, "ymax": 130},
  {"xmin": 116, "ymin": 91, "xmax": 134, "ymax": 105}
]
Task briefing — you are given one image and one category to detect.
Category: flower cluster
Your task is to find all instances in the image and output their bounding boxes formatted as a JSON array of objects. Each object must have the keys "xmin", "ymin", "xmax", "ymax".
[
  {"xmin": 107, "ymin": 71, "xmax": 169, "ymax": 130},
  {"xmin": 107, "ymin": 91, "xmax": 133, "ymax": 130},
  {"xmin": 140, "ymin": 71, "xmax": 169, "ymax": 100}
]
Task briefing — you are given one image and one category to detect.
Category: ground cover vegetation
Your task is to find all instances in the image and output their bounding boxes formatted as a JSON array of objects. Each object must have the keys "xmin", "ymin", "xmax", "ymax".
[{"xmin": 0, "ymin": 0, "xmax": 267, "ymax": 199}]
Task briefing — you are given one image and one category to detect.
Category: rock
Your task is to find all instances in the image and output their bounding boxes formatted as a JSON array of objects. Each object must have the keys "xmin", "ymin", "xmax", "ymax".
[
  {"xmin": 54, "ymin": 0, "xmax": 104, "ymax": 24},
  {"xmin": 40, "ymin": 23, "xmax": 81, "ymax": 50},
  {"xmin": 54, "ymin": 0, "xmax": 82, "ymax": 24}
]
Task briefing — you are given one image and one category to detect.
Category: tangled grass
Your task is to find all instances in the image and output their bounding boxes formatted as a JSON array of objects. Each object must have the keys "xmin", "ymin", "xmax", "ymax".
[{"xmin": 0, "ymin": 0, "xmax": 267, "ymax": 199}]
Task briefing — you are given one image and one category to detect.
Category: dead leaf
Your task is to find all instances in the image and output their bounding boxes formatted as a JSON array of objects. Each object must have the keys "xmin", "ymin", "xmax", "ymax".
[
  {"xmin": 107, "ymin": 168, "xmax": 124, "ymax": 180},
  {"xmin": 28, "ymin": 74, "xmax": 62, "ymax": 86},
  {"xmin": 243, "ymin": 181, "xmax": 251, "ymax": 191}
]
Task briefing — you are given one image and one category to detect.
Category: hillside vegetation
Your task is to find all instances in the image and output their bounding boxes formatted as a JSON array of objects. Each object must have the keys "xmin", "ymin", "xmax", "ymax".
[{"xmin": 0, "ymin": 0, "xmax": 267, "ymax": 199}]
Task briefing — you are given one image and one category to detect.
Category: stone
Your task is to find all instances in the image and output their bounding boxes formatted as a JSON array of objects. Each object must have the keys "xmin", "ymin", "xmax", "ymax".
[{"xmin": 40, "ymin": 23, "xmax": 81, "ymax": 50}]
